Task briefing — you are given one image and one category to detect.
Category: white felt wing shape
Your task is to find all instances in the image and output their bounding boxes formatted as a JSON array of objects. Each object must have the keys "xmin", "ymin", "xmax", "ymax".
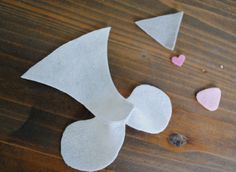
[
  {"xmin": 61, "ymin": 118, "xmax": 126, "ymax": 171},
  {"xmin": 135, "ymin": 11, "xmax": 184, "ymax": 50},
  {"xmin": 21, "ymin": 27, "xmax": 133, "ymax": 122},
  {"xmin": 21, "ymin": 27, "xmax": 173, "ymax": 171},
  {"xmin": 126, "ymin": 85, "xmax": 172, "ymax": 134}
]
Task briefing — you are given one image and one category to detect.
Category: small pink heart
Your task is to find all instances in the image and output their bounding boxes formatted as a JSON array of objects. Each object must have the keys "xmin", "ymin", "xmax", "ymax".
[
  {"xmin": 171, "ymin": 54, "xmax": 186, "ymax": 67},
  {"xmin": 196, "ymin": 87, "xmax": 221, "ymax": 111}
]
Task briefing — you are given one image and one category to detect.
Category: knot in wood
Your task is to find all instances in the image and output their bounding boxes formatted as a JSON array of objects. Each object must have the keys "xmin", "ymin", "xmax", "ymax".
[{"xmin": 168, "ymin": 133, "xmax": 187, "ymax": 147}]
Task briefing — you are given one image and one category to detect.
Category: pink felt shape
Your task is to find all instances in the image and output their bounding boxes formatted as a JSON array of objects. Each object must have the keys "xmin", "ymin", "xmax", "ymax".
[
  {"xmin": 196, "ymin": 87, "xmax": 221, "ymax": 111},
  {"xmin": 171, "ymin": 54, "xmax": 186, "ymax": 67}
]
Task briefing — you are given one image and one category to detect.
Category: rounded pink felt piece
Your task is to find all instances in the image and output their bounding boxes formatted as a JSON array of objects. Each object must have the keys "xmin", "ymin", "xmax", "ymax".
[{"xmin": 196, "ymin": 87, "xmax": 221, "ymax": 111}]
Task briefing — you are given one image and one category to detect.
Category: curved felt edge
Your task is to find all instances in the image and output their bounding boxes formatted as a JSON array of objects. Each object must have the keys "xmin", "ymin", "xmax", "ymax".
[
  {"xmin": 21, "ymin": 27, "xmax": 133, "ymax": 122},
  {"xmin": 126, "ymin": 84, "xmax": 172, "ymax": 134},
  {"xmin": 61, "ymin": 118, "xmax": 126, "ymax": 171}
]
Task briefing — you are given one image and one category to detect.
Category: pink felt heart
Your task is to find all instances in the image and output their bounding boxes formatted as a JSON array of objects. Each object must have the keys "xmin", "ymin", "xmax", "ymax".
[
  {"xmin": 171, "ymin": 54, "xmax": 186, "ymax": 67},
  {"xmin": 196, "ymin": 87, "xmax": 221, "ymax": 111}
]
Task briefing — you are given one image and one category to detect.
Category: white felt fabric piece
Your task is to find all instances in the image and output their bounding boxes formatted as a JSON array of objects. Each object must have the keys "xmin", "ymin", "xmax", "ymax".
[
  {"xmin": 21, "ymin": 27, "xmax": 173, "ymax": 171},
  {"xmin": 127, "ymin": 85, "xmax": 172, "ymax": 134},
  {"xmin": 21, "ymin": 27, "xmax": 133, "ymax": 122},
  {"xmin": 61, "ymin": 118, "xmax": 126, "ymax": 171},
  {"xmin": 135, "ymin": 11, "xmax": 184, "ymax": 50}
]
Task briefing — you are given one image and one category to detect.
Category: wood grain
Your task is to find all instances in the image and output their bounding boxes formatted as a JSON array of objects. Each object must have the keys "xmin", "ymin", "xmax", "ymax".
[{"xmin": 0, "ymin": 0, "xmax": 236, "ymax": 171}]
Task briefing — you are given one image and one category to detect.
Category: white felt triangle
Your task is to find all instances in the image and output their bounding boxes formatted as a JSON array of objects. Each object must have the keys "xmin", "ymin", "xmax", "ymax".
[
  {"xmin": 135, "ymin": 11, "xmax": 184, "ymax": 50},
  {"xmin": 61, "ymin": 118, "xmax": 126, "ymax": 171},
  {"xmin": 127, "ymin": 85, "xmax": 172, "ymax": 134},
  {"xmin": 21, "ymin": 27, "xmax": 133, "ymax": 122}
]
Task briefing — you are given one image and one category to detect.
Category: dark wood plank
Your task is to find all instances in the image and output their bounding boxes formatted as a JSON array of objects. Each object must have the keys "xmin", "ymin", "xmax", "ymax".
[{"xmin": 0, "ymin": 0, "xmax": 235, "ymax": 171}]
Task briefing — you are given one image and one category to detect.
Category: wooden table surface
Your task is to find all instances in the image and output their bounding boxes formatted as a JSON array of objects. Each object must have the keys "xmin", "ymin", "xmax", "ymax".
[{"xmin": 0, "ymin": 0, "xmax": 236, "ymax": 171}]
